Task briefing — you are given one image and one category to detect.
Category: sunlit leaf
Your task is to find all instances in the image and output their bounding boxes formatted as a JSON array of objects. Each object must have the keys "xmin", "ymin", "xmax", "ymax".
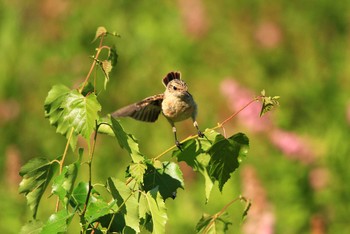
[
  {"xmin": 196, "ymin": 212, "xmax": 232, "ymax": 234},
  {"xmin": 110, "ymin": 117, "xmax": 144, "ymax": 163},
  {"xmin": 107, "ymin": 178, "xmax": 140, "ymax": 232},
  {"xmin": 93, "ymin": 26, "xmax": 107, "ymax": 42},
  {"xmin": 207, "ymin": 133, "xmax": 249, "ymax": 191},
  {"xmin": 101, "ymin": 60, "xmax": 112, "ymax": 90},
  {"xmin": 144, "ymin": 188, "xmax": 167, "ymax": 234},
  {"xmin": 20, "ymin": 220, "xmax": 43, "ymax": 234},
  {"xmin": 260, "ymin": 90, "xmax": 280, "ymax": 116},
  {"xmin": 85, "ymin": 193, "xmax": 114, "ymax": 224},
  {"xmin": 19, "ymin": 157, "xmax": 59, "ymax": 219},
  {"xmin": 41, "ymin": 210, "xmax": 74, "ymax": 234},
  {"xmin": 128, "ymin": 162, "xmax": 147, "ymax": 184},
  {"xmin": 143, "ymin": 161, "xmax": 184, "ymax": 200},
  {"xmin": 70, "ymin": 182, "xmax": 89, "ymax": 210},
  {"xmin": 173, "ymin": 129, "xmax": 219, "ymax": 201},
  {"xmin": 62, "ymin": 90, "xmax": 101, "ymax": 140},
  {"xmin": 52, "ymin": 150, "xmax": 81, "ymax": 207},
  {"xmin": 44, "ymin": 85, "xmax": 78, "ymax": 150}
]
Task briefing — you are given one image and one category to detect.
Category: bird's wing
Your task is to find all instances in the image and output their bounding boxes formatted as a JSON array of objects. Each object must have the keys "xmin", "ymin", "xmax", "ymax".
[
  {"xmin": 111, "ymin": 94, "xmax": 164, "ymax": 122},
  {"xmin": 162, "ymin": 71, "xmax": 181, "ymax": 87}
]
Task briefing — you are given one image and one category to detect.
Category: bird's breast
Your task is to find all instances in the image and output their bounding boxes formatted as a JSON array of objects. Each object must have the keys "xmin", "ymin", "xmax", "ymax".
[{"xmin": 161, "ymin": 95, "xmax": 196, "ymax": 122}]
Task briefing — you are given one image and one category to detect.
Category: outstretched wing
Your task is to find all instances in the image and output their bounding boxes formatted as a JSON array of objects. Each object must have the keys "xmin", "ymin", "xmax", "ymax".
[
  {"xmin": 111, "ymin": 94, "xmax": 164, "ymax": 122},
  {"xmin": 162, "ymin": 71, "xmax": 181, "ymax": 87}
]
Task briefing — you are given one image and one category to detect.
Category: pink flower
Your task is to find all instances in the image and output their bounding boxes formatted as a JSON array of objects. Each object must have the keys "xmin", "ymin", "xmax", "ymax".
[
  {"xmin": 346, "ymin": 102, "xmax": 350, "ymax": 126},
  {"xmin": 220, "ymin": 79, "xmax": 272, "ymax": 132},
  {"xmin": 241, "ymin": 166, "xmax": 275, "ymax": 234},
  {"xmin": 269, "ymin": 129, "xmax": 315, "ymax": 164},
  {"xmin": 255, "ymin": 21, "xmax": 283, "ymax": 49},
  {"xmin": 220, "ymin": 78, "xmax": 317, "ymax": 164}
]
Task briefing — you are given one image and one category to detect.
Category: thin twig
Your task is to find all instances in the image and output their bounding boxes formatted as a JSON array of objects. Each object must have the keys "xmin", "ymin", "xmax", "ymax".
[
  {"xmin": 203, "ymin": 196, "xmax": 242, "ymax": 234},
  {"xmin": 81, "ymin": 122, "xmax": 99, "ymax": 218},
  {"xmin": 153, "ymin": 97, "xmax": 261, "ymax": 161},
  {"xmin": 79, "ymin": 34, "xmax": 106, "ymax": 94},
  {"xmin": 55, "ymin": 127, "xmax": 75, "ymax": 212}
]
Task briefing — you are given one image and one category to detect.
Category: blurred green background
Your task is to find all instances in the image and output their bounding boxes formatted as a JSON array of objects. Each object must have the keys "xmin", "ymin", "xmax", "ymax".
[{"xmin": 1, "ymin": 0, "xmax": 350, "ymax": 233}]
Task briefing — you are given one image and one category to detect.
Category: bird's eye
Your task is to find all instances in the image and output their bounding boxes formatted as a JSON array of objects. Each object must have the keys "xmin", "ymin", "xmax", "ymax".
[{"xmin": 173, "ymin": 86, "xmax": 177, "ymax": 90}]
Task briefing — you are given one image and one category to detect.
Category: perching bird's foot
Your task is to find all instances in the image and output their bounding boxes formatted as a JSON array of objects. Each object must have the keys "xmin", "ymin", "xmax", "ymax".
[
  {"xmin": 198, "ymin": 130, "xmax": 204, "ymax": 138},
  {"xmin": 175, "ymin": 140, "xmax": 183, "ymax": 151}
]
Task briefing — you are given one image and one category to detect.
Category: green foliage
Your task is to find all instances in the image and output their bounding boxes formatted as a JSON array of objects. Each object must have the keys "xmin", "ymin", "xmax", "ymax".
[
  {"xmin": 41, "ymin": 210, "xmax": 74, "ymax": 234},
  {"xmin": 173, "ymin": 130, "xmax": 249, "ymax": 201},
  {"xmin": 18, "ymin": 27, "xmax": 256, "ymax": 233},
  {"xmin": 110, "ymin": 117, "xmax": 144, "ymax": 163},
  {"xmin": 44, "ymin": 85, "xmax": 101, "ymax": 150},
  {"xmin": 259, "ymin": 90, "xmax": 280, "ymax": 117},
  {"xmin": 196, "ymin": 212, "xmax": 231, "ymax": 234},
  {"xmin": 19, "ymin": 157, "xmax": 59, "ymax": 219},
  {"xmin": 52, "ymin": 150, "xmax": 82, "ymax": 208}
]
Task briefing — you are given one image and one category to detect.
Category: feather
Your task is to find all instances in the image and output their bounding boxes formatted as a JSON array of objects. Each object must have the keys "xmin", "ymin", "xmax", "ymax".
[
  {"xmin": 162, "ymin": 71, "xmax": 181, "ymax": 87},
  {"xmin": 111, "ymin": 94, "xmax": 164, "ymax": 122}
]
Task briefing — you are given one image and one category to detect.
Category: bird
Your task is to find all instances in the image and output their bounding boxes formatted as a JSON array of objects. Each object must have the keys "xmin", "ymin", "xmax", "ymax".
[{"xmin": 111, "ymin": 71, "xmax": 204, "ymax": 149}]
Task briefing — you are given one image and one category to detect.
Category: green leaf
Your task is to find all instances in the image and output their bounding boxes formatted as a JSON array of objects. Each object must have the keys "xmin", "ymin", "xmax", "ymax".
[
  {"xmin": 128, "ymin": 162, "xmax": 147, "ymax": 184},
  {"xmin": 100, "ymin": 60, "xmax": 112, "ymax": 90},
  {"xmin": 70, "ymin": 182, "xmax": 89, "ymax": 210},
  {"xmin": 174, "ymin": 129, "xmax": 219, "ymax": 202},
  {"xmin": 106, "ymin": 178, "xmax": 140, "ymax": 233},
  {"xmin": 96, "ymin": 118, "xmax": 115, "ymax": 136},
  {"xmin": 110, "ymin": 117, "xmax": 144, "ymax": 163},
  {"xmin": 80, "ymin": 82, "xmax": 95, "ymax": 96},
  {"xmin": 260, "ymin": 90, "xmax": 280, "ymax": 116},
  {"xmin": 93, "ymin": 26, "xmax": 107, "ymax": 42},
  {"xmin": 143, "ymin": 161, "xmax": 184, "ymax": 200},
  {"xmin": 62, "ymin": 90, "xmax": 101, "ymax": 140},
  {"xmin": 85, "ymin": 193, "xmax": 114, "ymax": 224},
  {"xmin": 44, "ymin": 85, "xmax": 101, "ymax": 150},
  {"xmin": 207, "ymin": 132, "xmax": 249, "ymax": 191},
  {"xmin": 44, "ymin": 85, "xmax": 77, "ymax": 150},
  {"xmin": 20, "ymin": 220, "xmax": 43, "ymax": 234},
  {"xmin": 51, "ymin": 152, "xmax": 81, "ymax": 208},
  {"xmin": 41, "ymin": 210, "xmax": 74, "ymax": 234},
  {"xmin": 144, "ymin": 188, "xmax": 168, "ymax": 234},
  {"xmin": 196, "ymin": 212, "xmax": 232, "ymax": 234},
  {"xmin": 19, "ymin": 157, "xmax": 59, "ymax": 219},
  {"xmin": 108, "ymin": 45, "xmax": 118, "ymax": 67}
]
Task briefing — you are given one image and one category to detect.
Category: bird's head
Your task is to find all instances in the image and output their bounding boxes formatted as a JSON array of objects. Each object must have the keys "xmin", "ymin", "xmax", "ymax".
[{"xmin": 165, "ymin": 79, "xmax": 189, "ymax": 97}]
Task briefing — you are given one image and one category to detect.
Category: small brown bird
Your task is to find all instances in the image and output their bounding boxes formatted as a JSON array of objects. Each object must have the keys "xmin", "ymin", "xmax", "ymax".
[{"xmin": 111, "ymin": 71, "xmax": 203, "ymax": 148}]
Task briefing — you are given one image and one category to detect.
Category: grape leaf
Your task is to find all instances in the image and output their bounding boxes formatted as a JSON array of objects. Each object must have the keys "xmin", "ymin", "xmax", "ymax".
[
  {"xmin": 110, "ymin": 117, "xmax": 144, "ymax": 163},
  {"xmin": 143, "ymin": 161, "xmax": 184, "ymax": 200},
  {"xmin": 207, "ymin": 132, "xmax": 249, "ymax": 191},
  {"xmin": 41, "ymin": 210, "xmax": 74, "ymax": 234},
  {"xmin": 19, "ymin": 157, "xmax": 59, "ymax": 219}
]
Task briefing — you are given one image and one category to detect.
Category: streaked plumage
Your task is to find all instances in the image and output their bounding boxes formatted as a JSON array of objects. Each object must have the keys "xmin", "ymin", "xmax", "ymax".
[{"xmin": 111, "ymin": 71, "xmax": 203, "ymax": 148}]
